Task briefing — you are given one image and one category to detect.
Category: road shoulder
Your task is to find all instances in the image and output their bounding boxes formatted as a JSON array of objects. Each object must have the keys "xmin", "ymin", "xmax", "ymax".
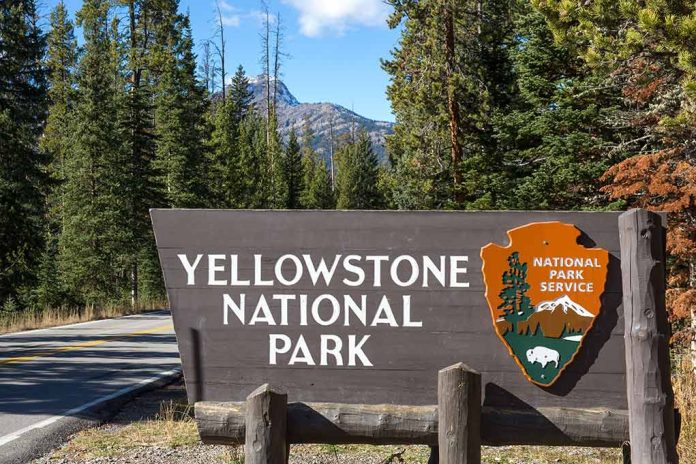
[{"xmin": 0, "ymin": 369, "xmax": 181, "ymax": 464}]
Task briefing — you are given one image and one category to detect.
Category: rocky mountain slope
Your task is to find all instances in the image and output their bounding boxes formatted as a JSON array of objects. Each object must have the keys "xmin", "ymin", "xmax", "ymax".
[{"xmin": 247, "ymin": 75, "xmax": 394, "ymax": 161}]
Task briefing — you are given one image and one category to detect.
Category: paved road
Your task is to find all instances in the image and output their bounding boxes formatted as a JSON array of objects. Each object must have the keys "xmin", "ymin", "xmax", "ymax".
[{"xmin": 0, "ymin": 311, "xmax": 180, "ymax": 463}]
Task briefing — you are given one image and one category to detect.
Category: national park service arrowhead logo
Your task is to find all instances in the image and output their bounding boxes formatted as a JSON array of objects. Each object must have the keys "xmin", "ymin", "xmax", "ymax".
[{"xmin": 481, "ymin": 222, "xmax": 610, "ymax": 387}]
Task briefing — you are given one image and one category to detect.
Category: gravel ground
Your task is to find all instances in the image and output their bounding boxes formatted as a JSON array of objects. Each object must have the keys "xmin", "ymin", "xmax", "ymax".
[{"xmin": 31, "ymin": 380, "xmax": 621, "ymax": 464}]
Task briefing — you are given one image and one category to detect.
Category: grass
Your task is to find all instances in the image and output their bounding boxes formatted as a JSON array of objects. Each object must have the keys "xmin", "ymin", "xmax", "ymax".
[
  {"xmin": 480, "ymin": 446, "xmax": 621, "ymax": 463},
  {"xmin": 48, "ymin": 357, "xmax": 696, "ymax": 463},
  {"xmin": 218, "ymin": 447, "xmax": 245, "ymax": 464},
  {"xmin": 675, "ymin": 357, "xmax": 696, "ymax": 463},
  {"xmin": 54, "ymin": 400, "xmax": 197, "ymax": 460},
  {"xmin": 0, "ymin": 300, "xmax": 166, "ymax": 334},
  {"xmin": 291, "ymin": 444, "xmax": 621, "ymax": 463}
]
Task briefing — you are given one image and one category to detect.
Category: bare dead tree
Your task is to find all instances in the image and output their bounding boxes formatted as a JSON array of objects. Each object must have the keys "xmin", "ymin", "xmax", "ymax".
[
  {"xmin": 199, "ymin": 40, "xmax": 214, "ymax": 94},
  {"xmin": 260, "ymin": 1, "xmax": 271, "ymax": 136},
  {"xmin": 329, "ymin": 114, "xmax": 335, "ymax": 191},
  {"xmin": 214, "ymin": 0, "xmax": 226, "ymax": 103},
  {"xmin": 350, "ymin": 103, "xmax": 357, "ymax": 143},
  {"xmin": 272, "ymin": 12, "xmax": 285, "ymax": 112}
]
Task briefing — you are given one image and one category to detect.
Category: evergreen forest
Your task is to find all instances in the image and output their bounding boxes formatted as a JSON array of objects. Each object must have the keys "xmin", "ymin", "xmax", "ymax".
[{"xmin": 1, "ymin": 0, "xmax": 695, "ymax": 353}]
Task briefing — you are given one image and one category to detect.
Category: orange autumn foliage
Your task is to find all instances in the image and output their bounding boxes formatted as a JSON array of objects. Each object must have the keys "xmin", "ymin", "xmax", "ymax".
[
  {"xmin": 602, "ymin": 146, "xmax": 696, "ymax": 345},
  {"xmin": 602, "ymin": 53, "xmax": 696, "ymax": 344}
]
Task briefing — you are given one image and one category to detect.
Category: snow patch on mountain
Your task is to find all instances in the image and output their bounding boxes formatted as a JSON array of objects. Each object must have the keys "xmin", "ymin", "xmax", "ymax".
[
  {"xmin": 248, "ymin": 75, "xmax": 300, "ymax": 107},
  {"xmin": 535, "ymin": 295, "xmax": 595, "ymax": 318}
]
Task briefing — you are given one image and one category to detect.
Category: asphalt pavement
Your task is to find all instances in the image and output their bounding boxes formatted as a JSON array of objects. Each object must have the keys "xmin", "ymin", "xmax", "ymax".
[{"xmin": 0, "ymin": 311, "xmax": 180, "ymax": 464}]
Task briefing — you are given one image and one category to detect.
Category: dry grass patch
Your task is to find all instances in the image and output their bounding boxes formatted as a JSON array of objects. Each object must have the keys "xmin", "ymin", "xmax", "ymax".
[
  {"xmin": 481, "ymin": 445, "xmax": 622, "ymax": 463},
  {"xmin": 312, "ymin": 444, "xmax": 431, "ymax": 462},
  {"xmin": 0, "ymin": 301, "xmax": 166, "ymax": 334},
  {"xmin": 53, "ymin": 400, "xmax": 197, "ymax": 460},
  {"xmin": 290, "ymin": 444, "xmax": 620, "ymax": 464},
  {"xmin": 675, "ymin": 358, "xmax": 696, "ymax": 463}
]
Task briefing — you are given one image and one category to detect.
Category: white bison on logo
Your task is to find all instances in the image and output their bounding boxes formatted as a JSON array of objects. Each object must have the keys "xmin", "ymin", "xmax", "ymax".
[{"xmin": 526, "ymin": 346, "xmax": 560, "ymax": 369}]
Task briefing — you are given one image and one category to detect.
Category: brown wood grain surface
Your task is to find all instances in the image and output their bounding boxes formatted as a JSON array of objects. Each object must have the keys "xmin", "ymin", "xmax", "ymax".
[
  {"xmin": 619, "ymin": 210, "xmax": 677, "ymax": 463},
  {"xmin": 151, "ymin": 210, "xmax": 629, "ymax": 409},
  {"xmin": 195, "ymin": 401, "xmax": 630, "ymax": 447}
]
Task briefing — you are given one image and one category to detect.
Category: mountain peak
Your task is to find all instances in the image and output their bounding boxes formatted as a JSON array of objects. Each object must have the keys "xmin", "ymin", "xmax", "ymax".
[
  {"xmin": 248, "ymin": 74, "xmax": 300, "ymax": 107},
  {"xmin": 242, "ymin": 75, "xmax": 393, "ymax": 161},
  {"xmin": 535, "ymin": 295, "xmax": 594, "ymax": 318}
]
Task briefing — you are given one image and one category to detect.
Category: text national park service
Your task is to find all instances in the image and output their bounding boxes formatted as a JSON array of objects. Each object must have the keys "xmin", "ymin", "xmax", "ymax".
[{"xmin": 176, "ymin": 253, "xmax": 471, "ymax": 367}]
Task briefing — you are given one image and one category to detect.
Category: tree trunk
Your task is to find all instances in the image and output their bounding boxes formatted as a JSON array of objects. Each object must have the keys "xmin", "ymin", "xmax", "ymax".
[
  {"xmin": 329, "ymin": 115, "xmax": 335, "ymax": 191},
  {"xmin": 131, "ymin": 263, "xmax": 138, "ymax": 309},
  {"xmin": 216, "ymin": 1, "xmax": 226, "ymax": 103},
  {"xmin": 444, "ymin": 3, "xmax": 463, "ymax": 205}
]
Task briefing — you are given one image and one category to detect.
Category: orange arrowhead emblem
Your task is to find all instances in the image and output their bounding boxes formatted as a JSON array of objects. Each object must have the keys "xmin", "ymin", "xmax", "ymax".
[{"xmin": 481, "ymin": 222, "xmax": 610, "ymax": 386}]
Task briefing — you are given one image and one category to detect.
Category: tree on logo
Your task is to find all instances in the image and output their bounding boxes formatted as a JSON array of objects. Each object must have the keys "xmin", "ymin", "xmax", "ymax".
[{"xmin": 498, "ymin": 252, "xmax": 534, "ymax": 334}]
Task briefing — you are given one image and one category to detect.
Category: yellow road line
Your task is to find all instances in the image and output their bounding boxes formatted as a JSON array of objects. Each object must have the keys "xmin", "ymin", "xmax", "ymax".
[{"xmin": 0, "ymin": 324, "xmax": 174, "ymax": 366}]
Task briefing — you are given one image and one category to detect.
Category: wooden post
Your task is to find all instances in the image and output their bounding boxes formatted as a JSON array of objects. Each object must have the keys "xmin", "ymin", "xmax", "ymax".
[
  {"xmin": 244, "ymin": 384, "xmax": 288, "ymax": 464},
  {"xmin": 619, "ymin": 209, "xmax": 678, "ymax": 464},
  {"xmin": 428, "ymin": 446, "xmax": 439, "ymax": 464},
  {"xmin": 438, "ymin": 363, "xmax": 481, "ymax": 464}
]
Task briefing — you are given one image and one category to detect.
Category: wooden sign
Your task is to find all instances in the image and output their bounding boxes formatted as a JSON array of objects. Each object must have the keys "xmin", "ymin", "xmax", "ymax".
[
  {"xmin": 481, "ymin": 222, "xmax": 610, "ymax": 386},
  {"xmin": 151, "ymin": 210, "xmax": 626, "ymax": 410}
]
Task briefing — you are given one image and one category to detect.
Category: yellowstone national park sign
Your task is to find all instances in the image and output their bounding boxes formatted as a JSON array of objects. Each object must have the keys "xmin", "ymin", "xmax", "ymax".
[{"xmin": 151, "ymin": 210, "xmax": 628, "ymax": 411}]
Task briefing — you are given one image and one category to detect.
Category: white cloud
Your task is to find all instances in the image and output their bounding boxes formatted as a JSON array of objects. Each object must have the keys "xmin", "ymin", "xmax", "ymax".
[
  {"xmin": 218, "ymin": 0, "xmax": 235, "ymax": 11},
  {"xmin": 221, "ymin": 14, "xmax": 241, "ymax": 27},
  {"xmin": 249, "ymin": 9, "xmax": 278, "ymax": 26},
  {"xmin": 216, "ymin": 1, "xmax": 241, "ymax": 27},
  {"xmin": 282, "ymin": 0, "xmax": 390, "ymax": 37}
]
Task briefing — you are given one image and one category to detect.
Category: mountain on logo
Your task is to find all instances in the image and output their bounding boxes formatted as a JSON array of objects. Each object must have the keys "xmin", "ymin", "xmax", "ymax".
[
  {"xmin": 536, "ymin": 295, "xmax": 594, "ymax": 317},
  {"xmin": 517, "ymin": 295, "xmax": 594, "ymax": 339},
  {"xmin": 494, "ymin": 295, "xmax": 594, "ymax": 339}
]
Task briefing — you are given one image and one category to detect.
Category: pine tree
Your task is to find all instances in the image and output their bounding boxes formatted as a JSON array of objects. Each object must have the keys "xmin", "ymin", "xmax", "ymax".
[
  {"xmin": 301, "ymin": 157, "xmax": 335, "ymax": 209},
  {"xmin": 43, "ymin": 2, "xmax": 77, "ymax": 189},
  {"xmin": 209, "ymin": 65, "xmax": 257, "ymax": 208},
  {"xmin": 265, "ymin": 125, "xmax": 286, "ymax": 209},
  {"xmin": 230, "ymin": 65, "xmax": 253, "ymax": 121},
  {"xmin": 336, "ymin": 131, "xmax": 384, "ymax": 210},
  {"xmin": 492, "ymin": 2, "xmax": 622, "ymax": 210},
  {"xmin": 151, "ymin": 5, "xmax": 208, "ymax": 208},
  {"xmin": 119, "ymin": 0, "xmax": 164, "ymax": 306},
  {"xmin": 209, "ymin": 97, "xmax": 242, "ymax": 207},
  {"xmin": 498, "ymin": 252, "xmax": 533, "ymax": 333},
  {"xmin": 236, "ymin": 113, "xmax": 271, "ymax": 208},
  {"xmin": 178, "ymin": 15, "xmax": 210, "ymax": 203},
  {"xmin": 59, "ymin": 0, "xmax": 131, "ymax": 303},
  {"xmin": 0, "ymin": 0, "xmax": 48, "ymax": 309},
  {"xmin": 119, "ymin": 0, "xmax": 161, "ymax": 305},
  {"xmin": 383, "ymin": 0, "xmax": 515, "ymax": 209},
  {"xmin": 282, "ymin": 130, "xmax": 304, "ymax": 209},
  {"xmin": 300, "ymin": 122, "xmax": 334, "ymax": 209},
  {"xmin": 36, "ymin": 1, "xmax": 78, "ymax": 308}
]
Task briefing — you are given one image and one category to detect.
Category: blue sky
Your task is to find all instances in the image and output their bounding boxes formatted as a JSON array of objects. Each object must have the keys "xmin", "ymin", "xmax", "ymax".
[{"xmin": 41, "ymin": 0, "xmax": 400, "ymax": 122}]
